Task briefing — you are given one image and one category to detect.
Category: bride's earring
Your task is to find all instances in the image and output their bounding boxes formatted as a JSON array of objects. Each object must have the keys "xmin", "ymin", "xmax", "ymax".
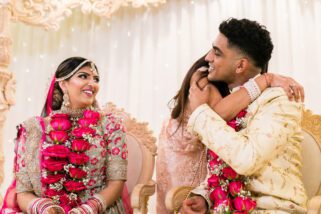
[{"xmin": 62, "ymin": 91, "xmax": 70, "ymax": 107}]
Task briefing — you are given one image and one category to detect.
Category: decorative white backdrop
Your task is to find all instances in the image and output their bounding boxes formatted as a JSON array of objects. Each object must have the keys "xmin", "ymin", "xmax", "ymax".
[{"xmin": 1, "ymin": 0, "xmax": 321, "ymax": 212}]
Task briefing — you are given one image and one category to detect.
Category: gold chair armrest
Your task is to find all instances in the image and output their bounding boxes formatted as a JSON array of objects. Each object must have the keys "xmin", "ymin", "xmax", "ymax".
[
  {"xmin": 165, "ymin": 186, "xmax": 194, "ymax": 213},
  {"xmin": 307, "ymin": 195, "xmax": 321, "ymax": 214},
  {"xmin": 131, "ymin": 180, "xmax": 156, "ymax": 214}
]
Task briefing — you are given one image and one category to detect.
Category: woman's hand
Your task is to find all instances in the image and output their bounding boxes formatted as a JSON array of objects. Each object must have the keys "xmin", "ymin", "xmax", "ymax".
[
  {"xmin": 207, "ymin": 84, "xmax": 223, "ymax": 109},
  {"xmin": 68, "ymin": 208, "xmax": 82, "ymax": 214},
  {"xmin": 268, "ymin": 73, "xmax": 305, "ymax": 102},
  {"xmin": 188, "ymin": 83, "xmax": 211, "ymax": 113},
  {"xmin": 45, "ymin": 205, "xmax": 65, "ymax": 214}
]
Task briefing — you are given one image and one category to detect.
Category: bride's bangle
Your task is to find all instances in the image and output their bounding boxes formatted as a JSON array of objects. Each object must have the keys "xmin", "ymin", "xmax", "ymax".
[
  {"xmin": 92, "ymin": 194, "xmax": 107, "ymax": 212},
  {"xmin": 27, "ymin": 198, "xmax": 54, "ymax": 214},
  {"xmin": 242, "ymin": 78, "xmax": 261, "ymax": 102},
  {"xmin": 27, "ymin": 198, "xmax": 41, "ymax": 214},
  {"xmin": 78, "ymin": 194, "xmax": 106, "ymax": 214}
]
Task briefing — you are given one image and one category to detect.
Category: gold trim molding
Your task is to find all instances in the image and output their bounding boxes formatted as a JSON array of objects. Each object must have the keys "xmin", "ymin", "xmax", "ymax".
[
  {"xmin": 302, "ymin": 109, "xmax": 321, "ymax": 152},
  {"xmin": 302, "ymin": 108, "xmax": 321, "ymax": 195},
  {"xmin": 4, "ymin": 0, "xmax": 166, "ymax": 31},
  {"xmin": 0, "ymin": 3, "xmax": 15, "ymax": 205}
]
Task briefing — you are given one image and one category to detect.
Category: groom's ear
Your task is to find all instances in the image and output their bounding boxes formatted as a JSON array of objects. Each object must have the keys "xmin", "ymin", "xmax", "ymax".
[{"xmin": 235, "ymin": 58, "xmax": 249, "ymax": 74}]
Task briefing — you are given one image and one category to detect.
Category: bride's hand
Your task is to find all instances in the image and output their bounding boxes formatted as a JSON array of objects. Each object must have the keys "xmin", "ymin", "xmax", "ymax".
[
  {"xmin": 45, "ymin": 205, "xmax": 65, "ymax": 214},
  {"xmin": 68, "ymin": 208, "xmax": 82, "ymax": 214},
  {"xmin": 269, "ymin": 73, "xmax": 305, "ymax": 102},
  {"xmin": 207, "ymin": 84, "xmax": 223, "ymax": 109}
]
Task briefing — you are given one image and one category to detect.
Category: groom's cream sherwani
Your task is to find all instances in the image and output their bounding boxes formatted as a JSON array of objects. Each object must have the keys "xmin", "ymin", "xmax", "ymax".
[{"xmin": 188, "ymin": 88, "xmax": 308, "ymax": 213}]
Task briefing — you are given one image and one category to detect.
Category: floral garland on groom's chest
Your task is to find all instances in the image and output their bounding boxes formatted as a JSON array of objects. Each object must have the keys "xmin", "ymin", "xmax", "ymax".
[{"xmin": 206, "ymin": 109, "xmax": 256, "ymax": 213}]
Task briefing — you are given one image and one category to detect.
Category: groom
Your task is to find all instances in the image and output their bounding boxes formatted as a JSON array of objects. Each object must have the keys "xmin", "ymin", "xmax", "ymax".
[{"xmin": 181, "ymin": 18, "xmax": 307, "ymax": 213}]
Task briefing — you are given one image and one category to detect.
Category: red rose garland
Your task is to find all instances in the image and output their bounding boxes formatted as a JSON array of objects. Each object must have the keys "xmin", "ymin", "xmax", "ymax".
[
  {"xmin": 41, "ymin": 110, "xmax": 100, "ymax": 212},
  {"xmin": 207, "ymin": 109, "xmax": 257, "ymax": 213}
]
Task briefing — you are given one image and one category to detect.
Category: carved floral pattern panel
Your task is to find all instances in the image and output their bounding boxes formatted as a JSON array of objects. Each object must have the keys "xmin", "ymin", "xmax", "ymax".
[{"xmin": 8, "ymin": 0, "xmax": 166, "ymax": 30}]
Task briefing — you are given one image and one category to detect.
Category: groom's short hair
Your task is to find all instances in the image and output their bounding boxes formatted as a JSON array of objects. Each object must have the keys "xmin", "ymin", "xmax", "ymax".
[{"xmin": 219, "ymin": 18, "xmax": 273, "ymax": 73}]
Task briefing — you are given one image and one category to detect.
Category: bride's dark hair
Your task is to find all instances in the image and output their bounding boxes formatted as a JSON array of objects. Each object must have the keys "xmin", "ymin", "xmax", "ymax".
[{"xmin": 41, "ymin": 57, "xmax": 98, "ymax": 117}]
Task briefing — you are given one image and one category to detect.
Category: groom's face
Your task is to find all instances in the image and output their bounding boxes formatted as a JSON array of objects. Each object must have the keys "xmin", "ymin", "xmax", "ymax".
[{"xmin": 205, "ymin": 33, "xmax": 239, "ymax": 84}]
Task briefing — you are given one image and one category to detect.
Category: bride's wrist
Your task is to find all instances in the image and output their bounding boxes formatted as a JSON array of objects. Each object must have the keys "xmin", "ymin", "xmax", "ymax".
[{"xmin": 27, "ymin": 198, "xmax": 55, "ymax": 214}]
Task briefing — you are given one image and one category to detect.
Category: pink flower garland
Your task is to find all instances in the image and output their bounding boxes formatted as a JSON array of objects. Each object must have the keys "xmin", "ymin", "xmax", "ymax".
[
  {"xmin": 41, "ymin": 110, "xmax": 100, "ymax": 212},
  {"xmin": 207, "ymin": 109, "xmax": 256, "ymax": 213}
]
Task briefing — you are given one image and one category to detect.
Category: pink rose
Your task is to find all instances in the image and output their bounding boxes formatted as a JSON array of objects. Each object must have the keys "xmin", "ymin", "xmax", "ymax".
[
  {"xmin": 105, "ymin": 123, "xmax": 112, "ymax": 130},
  {"xmin": 71, "ymin": 139, "xmax": 91, "ymax": 152},
  {"xmin": 42, "ymin": 158, "xmax": 67, "ymax": 171},
  {"xmin": 113, "ymin": 137, "xmax": 122, "ymax": 144},
  {"xmin": 91, "ymin": 158, "xmax": 98, "ymax": 165},
  {"xmin": 78, "ymin": 118, "xmax": 98, "ymax": 128},
  {"xmin": 208, "ymin": 158, "xmax": 223, "ymax": 169},
  {"xmin": 59, "ymin": 194, "xmax": 81, "ymax": 213},
  {"xmin": 121, "ymin": 151, "xmax": 127, "ymax": 160},
  {"xmin": 237, "ymin": 110, "xmax": 247, "ymax": 118},
  {"xmin": 228, "ymin": 181, "xmax": 244, "ymax": 197},
  {"xmin": 244, "ymin": 198, "xmax": 256, "ymax": 212},
  {"xmin": 227, "ymin": 119, "xmax": 237, "ymax": 130},
  {"xmin": 69, "ymin": 152, "xmax": 90, "ymax": 165},
  {"xmin": 214, "ymin": 199, "xmax": 231, "ymax": 209},
  {"xmin": 59, "ymin": 193, "xmax": 81, "ymax": 212},
  {"xmin": 209, "ymin": 187, "xmax": 228, "ymax": 201},
  {"xmin": 50, "ymin": 118, "xmax": 71, "ymax": 131},
  {"xmin": 43, "ymin": 145, "xmax": 70, "ymax": 158},
  {"xmin": 112, "ymin": 147, "xmax": 120, "ymax": 155},
  {"xmin": 71, "ymin": 127, "xmax": 96, "ymax": 138},
  {"xmin": 59, "ymin": 194, "xmax": 70, "ymax": 205},
  {"xmin": 100, "ymin": 141, "xmax": 106, "ymax": 147},
  {"xmin": 208, "ymin": 149, "xmax": 219, "ymax": 159},
  {"xmin": 114, "ymin": 123, "xmax": 121, "ymax": 130},
  {"xmin": 88, "ymin": 179, "xmax": 96, "ymax": 186},
  {"xmin": 101, "ymin": 149, "xmax": 107, "ymax": 157},
  {"xmin": 233, "ymin": 197, "xmax": 256, "ymax": 212},
  {"xmin": 222, "ymin": 166, "xmax": 238, "ymax": 180},
  {"xmin": 233, "ymin": 197, "xmax": 245, "ymax": 211},
  {"xmin": 44, "ymin": 189, "xmax": 65, "ymax": 197},
  {"xmin": 51, "ymin": 113, "xmax": 69, "ymax": 120},
  {"xmin": 49, "ymin": 131, "xmax": 69, "ymax": 144},
  {"xmin": 207, "ymin": 174, "xmax": 221, "ymax": 188},
  {"xmin": 83, "ymin": 110, "xmax": 100, "ymax": 120},
  {"xmin": 61, "ymin": 205, "xmax": 72, "ymax": 213},
  {"xmin": 41, "ymin": 173, "xmax": 65, "ymax": 184},
  {"xmin": 69, "ymin": 167, "xmax": 87, "ymax": 179},
  {"xmin": 64, "ymin": 180, "xmax": 86, "ymax": 192}
]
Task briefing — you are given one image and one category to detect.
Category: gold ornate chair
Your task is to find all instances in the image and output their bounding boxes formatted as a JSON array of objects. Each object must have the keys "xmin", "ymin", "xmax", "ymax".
[
  {"xmin": 301, "ymin": 110, "xmax": 321, "ymax": 213},
  {"xmin": 102, "ymin": 102, "xmax": 157, "ymax": 214},
  {"xmin": 165, "ymin": 109, "xmax": 321, "ymax": 213}
]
